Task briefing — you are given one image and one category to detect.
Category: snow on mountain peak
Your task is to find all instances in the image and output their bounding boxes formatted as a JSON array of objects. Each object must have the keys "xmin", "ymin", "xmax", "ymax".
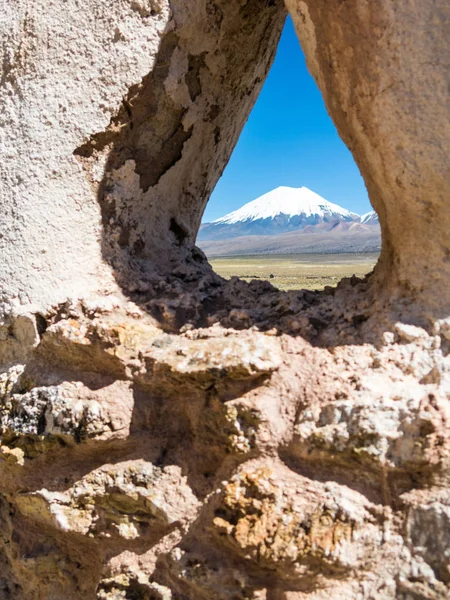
[
  {"xmin": 360, "ymin": 210, "xmax": 379, "ymax": 225},
  {"xmin": 212, "ymin": 186, "xmax": 358, "ymax": 225}
]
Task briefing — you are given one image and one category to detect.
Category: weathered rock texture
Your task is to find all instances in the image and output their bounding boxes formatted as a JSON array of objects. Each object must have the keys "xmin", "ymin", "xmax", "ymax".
[
  {"xmin": 0, "ymin": 0, "xmax": 285, "ymax": 311},
  {"xmin": 1, "ymin": 1, "xmax": 449, "ymax": 599},
  {"xmin": 287, "ymin": 0, "xmax": 450, "ymax": 314}
]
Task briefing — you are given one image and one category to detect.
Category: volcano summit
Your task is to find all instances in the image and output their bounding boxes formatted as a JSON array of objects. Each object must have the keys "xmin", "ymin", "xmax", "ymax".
[{"xmin": 199, "ymin": 186, "xmax": 362, "ymax": 241}]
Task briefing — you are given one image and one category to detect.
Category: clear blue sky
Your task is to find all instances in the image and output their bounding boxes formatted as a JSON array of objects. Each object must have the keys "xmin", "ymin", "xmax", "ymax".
[{"xmin": 202, "ymin": 17, "xmax": 372, "ymax": 223}]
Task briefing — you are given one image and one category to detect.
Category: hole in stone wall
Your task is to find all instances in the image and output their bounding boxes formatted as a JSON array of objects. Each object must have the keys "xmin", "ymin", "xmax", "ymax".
[{"xmin": 197, "ymin": 17, "xmax": 380, "ymax": 295}]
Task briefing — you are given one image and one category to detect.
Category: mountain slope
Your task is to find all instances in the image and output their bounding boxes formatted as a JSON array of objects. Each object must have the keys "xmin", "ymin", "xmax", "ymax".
[
  {"xmin": 199, "ymin": 186, "xmax": 359, "ymax": 241},
  {"xmin": 361, "ymin": 210, "xmax": 379, "ymax": 225}
]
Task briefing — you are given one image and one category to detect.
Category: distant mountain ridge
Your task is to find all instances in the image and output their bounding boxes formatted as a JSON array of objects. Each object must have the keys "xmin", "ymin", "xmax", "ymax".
[
  {"xmin": 197, "ymin": 186, "xmax": 381, "ymax": 256},
  {"xmin": 361, "ymin": 211, "xmax": 379, "ymax": 225},
  {"xmin": 199, "ymin": 229, "xmax": 381, "ymax": 257}
]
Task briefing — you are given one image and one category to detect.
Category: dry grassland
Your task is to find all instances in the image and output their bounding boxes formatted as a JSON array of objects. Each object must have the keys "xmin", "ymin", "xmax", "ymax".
[{"xmin": 210, "ymin": 253, "xmax": 379, "ymax": 291}]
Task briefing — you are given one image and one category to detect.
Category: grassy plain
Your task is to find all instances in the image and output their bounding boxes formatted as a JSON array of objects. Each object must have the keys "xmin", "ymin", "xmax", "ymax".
[{"xmin": 210, "ymin": 253, "xmax": 379, "ymax": 291}]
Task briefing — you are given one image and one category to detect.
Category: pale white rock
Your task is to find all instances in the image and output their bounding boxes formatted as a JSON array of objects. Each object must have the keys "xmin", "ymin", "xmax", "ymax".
[
  {"xmin": 0, "ymin": 0, "xmax": 285, "ymax": 316},
  {"xmin": 433, "ymin": 318, "xmax": 450, "ymax": 341},
  {"xmin": 394, "ymin": 323, "xmax": 429, "ymax": 343},
  {"xmin": 0, "ymin": 0, "xmax": 171, "ymax": 311}
]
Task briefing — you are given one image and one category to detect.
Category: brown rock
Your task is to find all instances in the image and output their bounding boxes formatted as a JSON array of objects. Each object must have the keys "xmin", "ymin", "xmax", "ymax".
[{"xmin": 286, "ymin": 0, "xmax": 450, "ymax": 315}]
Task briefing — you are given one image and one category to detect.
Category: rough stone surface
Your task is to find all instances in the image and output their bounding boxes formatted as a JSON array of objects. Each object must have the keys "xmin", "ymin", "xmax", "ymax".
[
  {"xmin": 1, "ymin": 0, "xmax": 449, "ymax": 599},
  {"xmin": 0, "ymin": 0, "xmax": 285, "ymax": 312},
  {"xmin": 0, "ymin": 292, "xmax": 449, "ymax": 599},
  {"xmin": 286, "ymin": 0, "xmax": 450, "ymax": 315}
]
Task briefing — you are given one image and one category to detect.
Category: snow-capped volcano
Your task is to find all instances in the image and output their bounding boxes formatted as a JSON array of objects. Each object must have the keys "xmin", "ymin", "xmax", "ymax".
[
  {"xmin": 214, "ymin": 186, "xmax": 357, "ymax": 224},
  {"xmin": 198, "ymin": 186, "xmax": 359, "ymax": 241}
]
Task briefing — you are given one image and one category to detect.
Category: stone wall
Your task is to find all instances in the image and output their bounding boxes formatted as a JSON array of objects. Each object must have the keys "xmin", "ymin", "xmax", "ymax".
[
  {"xmin": 1, "ymin": 1, "xmax": 449, "ymax": 599},
  {"xmin": 287, "ymin": 0, "xmax": 450, "ymax": 315},
  {"xmin": 0, "ymin": 0, "xmax": 285, "ymax": 311}
]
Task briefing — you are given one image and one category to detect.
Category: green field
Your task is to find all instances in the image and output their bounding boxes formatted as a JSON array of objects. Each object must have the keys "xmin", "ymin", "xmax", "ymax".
[{"xmin": 210, "ymin": 253, "xmax": 379, "ymax": 291}]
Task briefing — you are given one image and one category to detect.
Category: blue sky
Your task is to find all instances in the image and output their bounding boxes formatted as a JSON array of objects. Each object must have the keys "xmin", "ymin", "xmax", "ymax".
[{"xmin": 202, "ymin": 17, "xmax": 372, "ymax": 223}]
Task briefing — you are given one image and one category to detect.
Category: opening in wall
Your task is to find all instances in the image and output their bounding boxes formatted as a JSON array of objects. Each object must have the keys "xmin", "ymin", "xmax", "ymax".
[{"xmin": 197, "ymin": 17, "xmax": 380, "ymax": 292}]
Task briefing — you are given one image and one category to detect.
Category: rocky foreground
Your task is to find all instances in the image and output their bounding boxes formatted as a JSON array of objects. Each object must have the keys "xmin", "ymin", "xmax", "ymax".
[{"xmin": 1, "ymin": 262, "xmax": 450, "ymax": 598}]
